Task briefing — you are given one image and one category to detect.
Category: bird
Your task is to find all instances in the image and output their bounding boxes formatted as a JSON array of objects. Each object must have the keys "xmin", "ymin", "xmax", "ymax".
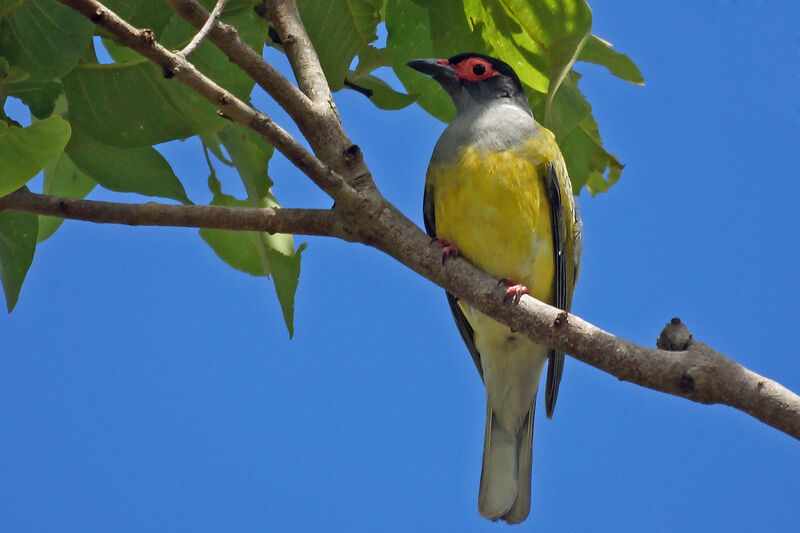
[{"xmin": 407, "ymin": 53, "xmax": 582, "ymax": 524}]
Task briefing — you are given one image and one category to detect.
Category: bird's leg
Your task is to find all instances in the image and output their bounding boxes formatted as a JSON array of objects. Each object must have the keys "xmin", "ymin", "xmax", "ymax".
[
  {"xmin": 498, "ymin": 278, "xmax": 529, "ymax": 304},
  {"xmin": 431, "ymin": 237, "xmax": 460, "ymax": 264}
]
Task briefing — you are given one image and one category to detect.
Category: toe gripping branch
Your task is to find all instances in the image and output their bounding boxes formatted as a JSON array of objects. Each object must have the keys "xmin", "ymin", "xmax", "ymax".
[
  {"xmin": 431, "ymin": 237, "xmax": 460, "ymax": 264},
  {"xmin": 498, "ymin": 278, "xmax": 529, "ymax": 304}
]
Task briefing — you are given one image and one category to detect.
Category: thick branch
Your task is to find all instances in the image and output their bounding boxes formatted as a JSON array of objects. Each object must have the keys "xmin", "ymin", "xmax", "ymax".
[
  {"xmin": 351, "ymin": 202, "xmax": 800, "ymax": 439},
  {"xmin": 56, "ymin": 0, "xmax": 352, "ymax": 202},
  {"xmin": 176, "ymin": 0, "xmax": 230, "ymax": 58},
  {"xmin": 0, "ymin": 189, "xmax": 345, "ymax": 238},
  {"xmin": 266, "ymin": 0, "xmax": 331, "ymax": 105}
]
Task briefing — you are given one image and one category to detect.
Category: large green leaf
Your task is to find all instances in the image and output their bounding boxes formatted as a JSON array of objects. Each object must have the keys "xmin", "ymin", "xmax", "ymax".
[
  {"xmin": 0, "ymin": 206, "xmax": 37, "ymax": 312},
  {"xmin": 0, "ymin": 117, "xmax": 71, "ymax": 196},
  {"xmin": 0, "ymin": 0, "xmax": 93, "ymax": 80},
  {"xmin": 38, "ymin": 152, "xmax": 96, "ymax": 242},
  {"xmin": 578, "ymin": 34, "xmax": 644, "ymax": 86},
  {"xmin": 66, "ymin": 133, "xmax": 190, "ymax": 203},
  {"xmin": 297, "ymin": 0, "xmax": 380, "ymax": 91},
  {"xmin": 63, "ymin": 60, "xmax": 223, "ymax": 147}
]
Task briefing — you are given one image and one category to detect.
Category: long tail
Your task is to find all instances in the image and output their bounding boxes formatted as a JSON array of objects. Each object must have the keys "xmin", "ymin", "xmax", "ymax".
[{"xmin": 478, "ymin": 398, "xmax": 536, "ymax": 524}]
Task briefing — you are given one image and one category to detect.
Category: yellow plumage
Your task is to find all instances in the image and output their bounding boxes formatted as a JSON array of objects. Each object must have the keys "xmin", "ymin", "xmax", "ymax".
[{"xmin": 427, "ymin": 128, "xmax": 565, "ymax": 305}]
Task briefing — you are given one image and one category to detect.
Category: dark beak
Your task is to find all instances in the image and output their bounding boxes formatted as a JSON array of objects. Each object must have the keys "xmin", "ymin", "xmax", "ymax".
[{"xmin": 406, "ymin": 58, "xmax": 457, "ymax": 86}]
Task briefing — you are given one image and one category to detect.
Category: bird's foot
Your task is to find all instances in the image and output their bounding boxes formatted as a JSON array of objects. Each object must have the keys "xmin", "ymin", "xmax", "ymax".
[
  {"xmin": 431, "ymin": 237, "xmax": 460, "ymax": 264},
  {"xmin": 498, "ymin": 278, "xmax": 529, "ymax": 304}
]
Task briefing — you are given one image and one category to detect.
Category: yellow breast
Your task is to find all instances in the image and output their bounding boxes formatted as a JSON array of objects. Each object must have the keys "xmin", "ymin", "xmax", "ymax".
[{"xmin": 427, "ymin": 134, "xmax": 560, "ymax": 304}]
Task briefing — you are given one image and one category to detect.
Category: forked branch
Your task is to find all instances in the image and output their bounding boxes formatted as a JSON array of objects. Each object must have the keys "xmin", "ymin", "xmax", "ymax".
[{"xmin": 176, "ymin": 0, "xmax": 230, "ymax": 58}]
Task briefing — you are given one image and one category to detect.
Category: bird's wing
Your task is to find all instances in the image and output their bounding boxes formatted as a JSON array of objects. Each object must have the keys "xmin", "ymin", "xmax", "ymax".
[
  {"xmin": 424, "ymin": 184, "xmax": 484, "ymax": 380},
  {"xmin": 543, "ymin": 161, "xmax": 580, "ymax": 418}
]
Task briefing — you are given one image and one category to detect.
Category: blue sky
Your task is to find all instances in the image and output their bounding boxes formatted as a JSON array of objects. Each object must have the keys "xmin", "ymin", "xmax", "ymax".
[{"xmin": 2, "ymin": 1, "xmax": 799, "ymax": 531}]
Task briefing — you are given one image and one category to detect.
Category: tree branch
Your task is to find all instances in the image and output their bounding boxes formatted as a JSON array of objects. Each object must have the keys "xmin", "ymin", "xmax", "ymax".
[
  {"xmin": 56, "ymin": 0, "xmax": 353, "ymax": 203},
  {"xmin": 165, "ymin": 0, "xmax": 313, "ymax": 127},
  {"xmin": 54, "ymin": 0, "xmax": 800, "ymax": 440},
  {"xmin": 265, "ymin": 0, "xmax": 332, "ymax": 105},
  {"xmin": 176, "ymin": 0, "xmax": 230, "ymax": 58},
  {"xmin": 354, "ymin": 208, "xmax": 800, "ymax": 439},
  {"xmin": 0, "ymin": 189, "xmax": 346, "ymax": 238},
  {"xmin": 167, "ymin": 0, "xmax": 376, "ymax": 196}
]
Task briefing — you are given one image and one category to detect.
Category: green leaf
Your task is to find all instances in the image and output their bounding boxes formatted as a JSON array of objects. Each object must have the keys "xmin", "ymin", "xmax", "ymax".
[
  {"xmin": 384, "ymin": 0, "xmax": 453, "ymax": 122},
  {"xmin": 560, "ymin": 112, "xmax": 622, "ymax": 194},
  {"xmin": 354, "ymin": 46, "xmax": 393, "ymax": 78},
  {"xmin": 38, "ymin": 152, "xmax": 96, "ymax": 242},
  {"xmin": 297, "ymin": 0, "xmax": 380, "ymax": 91},
  {"xmin": 199, "ymin": 221, "xmax": 269, "ymax": 278},
  {"xmin": 0, "ymin": 207, "xmax": 37, "ymax": 312},
  {"xmin": 0, "ymin": 0, "xmax": 93, "ymax": 80},
  {"xmin": 198, "ymin": 181, "xmax": 293, "ymax": 275},
  {"xmin": 200, "ymin": 131, "xmax": 234, "ymax": 167},
  {"xmin": 0, "ymin": 116, "xmax": 71, "ymax": 197},
  {"xmin": 345, "ymin": 72, "xmax": 416, "ymax": 110},
  {"xmin": 0, "ymin": 56, "xmax": 29, "ymax": 84},
  {"xmin": 216, "ymin": 122, "xmax": 274, "ymax": 199},
  {"xmin": 7, "ymin": 79, "xmax": 63, "ymax": 119},
  {"xmin": 463, "ymin": 0, "xmax": 550, "ymax": 93},
  {"xmin": 268, "ymin": 242, "xmax": 306, "ymax": 338},
  {"xmin": 63, "ymin": 60, "xmax": 223, "ymax": 147},
  {"xmin": 100, "ymin": 0, "xmax": 174, "ymax": 37},
  {"xmin": 536, "ymin": 72, "xmax": 591, "ymax": 140},
  {"xmin": 579, "ymin": 34, "xmax": 644, "ymax": 86},
  {"xmin": 199, "ymin": 147, "xmax": 301, "ymax": 337},
  {"xmin": 66, "ymin": 133, "xmax": 189, "ymax": 203}
]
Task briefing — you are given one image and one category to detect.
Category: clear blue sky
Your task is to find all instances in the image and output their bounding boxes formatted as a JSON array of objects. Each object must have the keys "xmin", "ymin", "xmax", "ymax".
[{"xmin": 3, "ymin": 1, "xmax": 799, "ymax": 531}]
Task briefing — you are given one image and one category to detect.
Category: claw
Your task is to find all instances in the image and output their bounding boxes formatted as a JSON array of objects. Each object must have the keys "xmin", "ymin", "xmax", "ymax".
[
  {"xmin": 499, "ymin": 278, "xmax": 529, "ymax": 304},
  {"xmin": 432, "ymin": 237, "xmax": 460, "ymax": 264}
]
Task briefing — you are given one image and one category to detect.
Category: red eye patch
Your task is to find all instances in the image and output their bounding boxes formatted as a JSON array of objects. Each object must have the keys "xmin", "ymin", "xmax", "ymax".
[{"xmin": 447, "ymin": 57, "xmax": 500, "ymax": 82}]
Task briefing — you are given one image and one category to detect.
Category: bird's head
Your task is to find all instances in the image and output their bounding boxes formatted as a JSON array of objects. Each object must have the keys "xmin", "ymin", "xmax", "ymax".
[{"xmin": 407, "ymin": 53, "xmax": 529, "ymax": 116}]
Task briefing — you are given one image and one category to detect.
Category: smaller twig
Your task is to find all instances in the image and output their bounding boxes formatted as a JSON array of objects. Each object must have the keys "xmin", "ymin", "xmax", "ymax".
[{"xmin": 177, "ymin": 0, "xmax": 230, "ymax": 58}]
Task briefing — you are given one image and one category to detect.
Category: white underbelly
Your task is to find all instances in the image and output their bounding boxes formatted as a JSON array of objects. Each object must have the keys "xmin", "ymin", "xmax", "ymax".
[{"xmin": 461, "ymin": 303, "xmax": 549, "ymax": 432}]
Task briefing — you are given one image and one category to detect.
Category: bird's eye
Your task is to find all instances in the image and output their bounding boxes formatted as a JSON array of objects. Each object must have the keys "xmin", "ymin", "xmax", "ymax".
[{"xmin": 472, "ymin": 64, "xmax": 486, "ymax": 76}]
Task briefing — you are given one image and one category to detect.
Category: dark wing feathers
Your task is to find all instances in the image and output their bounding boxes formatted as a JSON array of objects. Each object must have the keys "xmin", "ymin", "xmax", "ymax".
[
  {"xmin": 544, "ymin": 162, "xmax": 567, "ymax": 419},
  {"xmin": 424, "ymin": 185, "xmax": 484, "ymax": 379}
]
